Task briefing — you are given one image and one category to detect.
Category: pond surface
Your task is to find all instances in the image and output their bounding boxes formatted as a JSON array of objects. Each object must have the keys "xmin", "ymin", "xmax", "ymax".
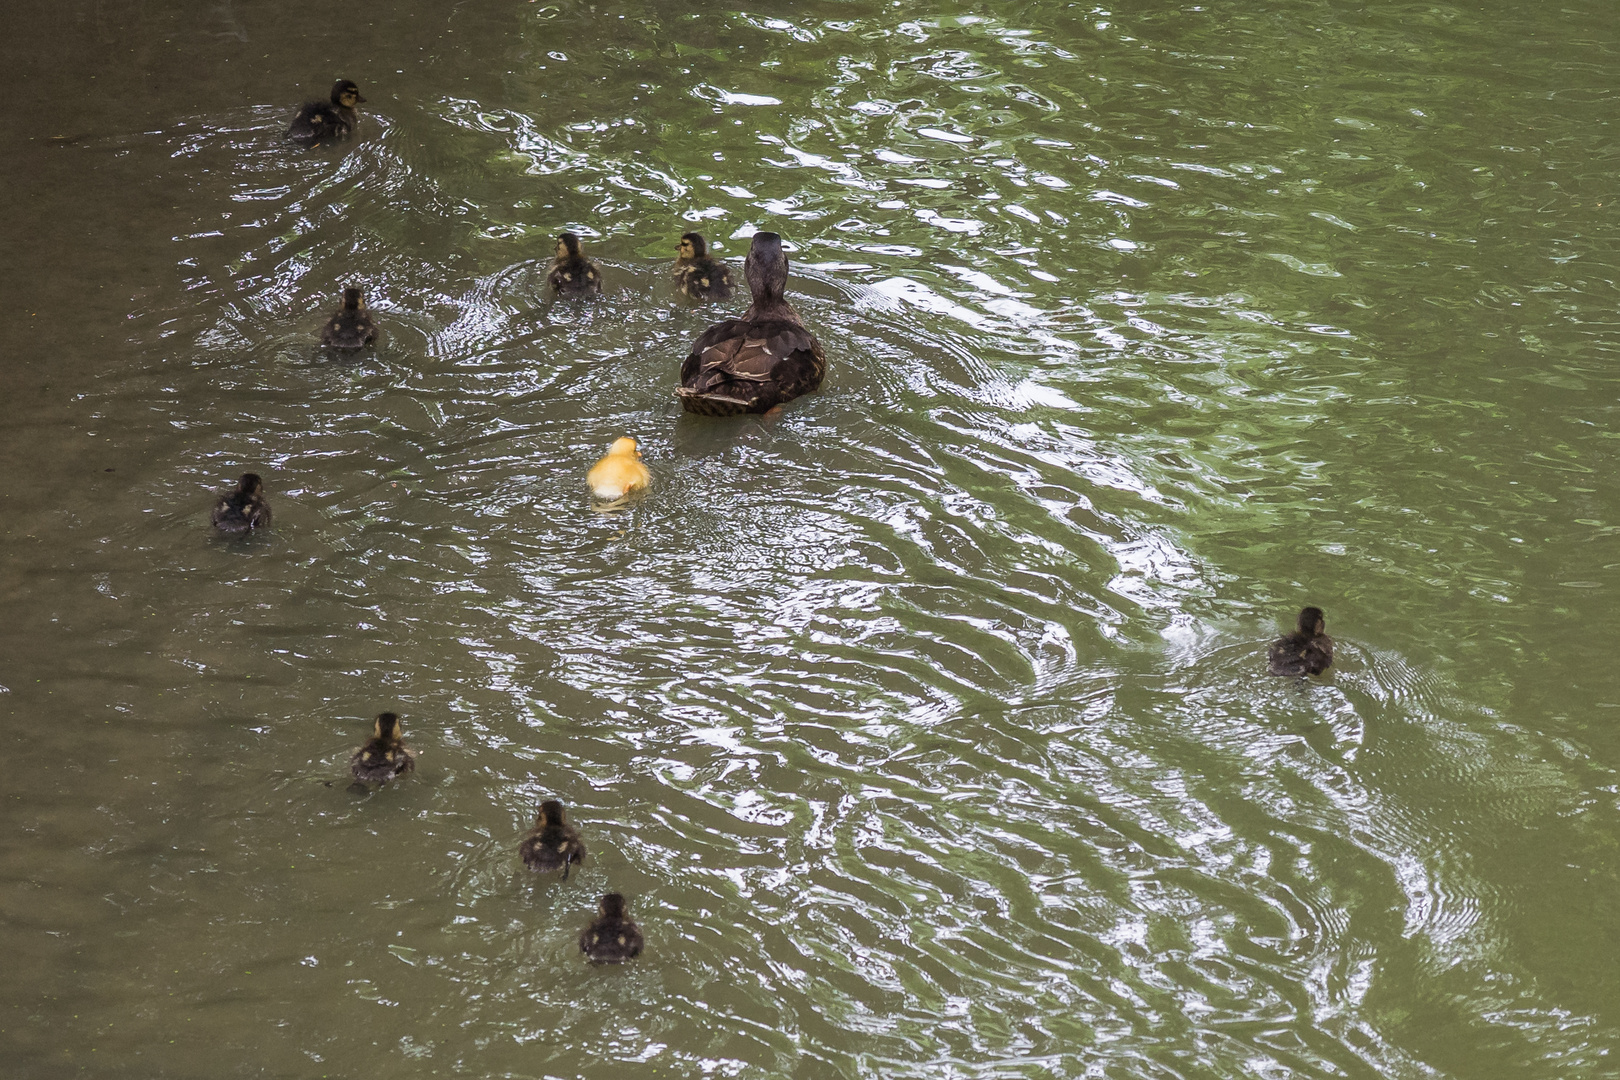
[{"xmin": 3, "ymin": 1, "xmax": 1618, "ymax": 1077}]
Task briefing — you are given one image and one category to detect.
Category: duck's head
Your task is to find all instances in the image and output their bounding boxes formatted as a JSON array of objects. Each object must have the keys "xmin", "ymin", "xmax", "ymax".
[
  {"xmin": 744, "ymin": 231, "xmax": 788, "ymax": 304},
  {"xmin": 556, "ymin": 232, "xmax": 584, "ymax": 260},
  {"xmin": 607, "ymin": 436, "xmax": 640, "ymax": 459},
  {"xmin": 342, "ymin": 287, "xmax": 364, "ymax": 310},
  {"xmin": 373, "ymin": 711, "xmax": 403, "ymax": 741},
  {"xmin": 237, "ymin": 473, "xmax": 264, "ymax": 497},
  {"xmin": 536, "ymin": 799, "xmax": 566, "ymax": 827},
  {"xmin": 331, "ymin": 80, "xmax": 365, "ymax": 108},
  {"xmin": 1297, "ymin": 607, "xmax": 1326, "ymax": 636},
  {"xmin": 598, "ymin": 893, "xmax": 628, "ymax": 919},
  {"xmin": 678, "ymin": 232, "xmax": 709, "ymax": 260}
]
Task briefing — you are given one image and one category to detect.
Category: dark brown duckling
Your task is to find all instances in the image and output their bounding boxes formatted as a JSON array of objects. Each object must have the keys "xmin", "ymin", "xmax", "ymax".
[
  {"xmin": 672, "ymin": 232, "xmax": 734, "ymax": 303},
  {"xmin": 1267, "ymin": 606, "xmax": 1333, "ymax": 676},
  {"xmin": 349, "ymin": 712, "xmax": 417, "ymax": 784},
  {"xmin": 286, "ymin": 79, "xmax": 365, "ymax": 146},
  {"xmin": 320, "ymin": 287, "xmax": 378, "ymax": 349},
  {"xmin": 211, "ymin": 473, "xmax": 272, "ymax": 535},
  {"xmin": 519, "ymin": 799, "xmax": 586, "ymax": 879},
  {"xmin": 579, "ymin": 893, "xmax": 643, "ymax": 963},
  {"xmin": 547, "ymin": 232, "xmax": 602, "ymax": 297},
  {"xmin": 677, "ymin": 231, "xmax": 825, "ymax": 416}
]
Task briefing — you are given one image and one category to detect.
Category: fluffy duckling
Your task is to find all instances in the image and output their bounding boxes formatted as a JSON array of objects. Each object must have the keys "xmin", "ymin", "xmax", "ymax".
[
  {"xmin": 320, "ymin": 287, "xmax": 378, "ymax": 349},
  {"xmin": 519, "ymin": 800, "xmax": 587, "ymax": 879},
  {"xmin": 579, "ymin": 893, "xmax": 643, "ymax": 963},
  {"xmin": 547, "ymin": 232, "xmax": 602, "ymax": 297},
  {"xmin": 1267, "ymin": 606, "xmax": 1334, "ymax": 676},
  {"xmin": 286, "ymin": 79, "xmax": 366, "ymax": 146},
  {"xmin": 349, "ymin": 712, "xmax": 417, "ymax": 784},
  {"xmin": 586, "ymin": 437, "xmax": 650, "ymax": 502},
  {"xmin": 677, "ymin": 231, "xmax": 825, "ymax": 416},
  {"xmin": 211, "ymin": 473, "xmax": 272, "ymax": 535},
  {"xmin": 672, "ymin": 232, "xmax": 735, "ymax": 303}
]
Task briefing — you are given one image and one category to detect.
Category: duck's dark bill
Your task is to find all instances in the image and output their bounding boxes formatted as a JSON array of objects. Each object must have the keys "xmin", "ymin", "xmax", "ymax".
[{"xmin": 676, "ymin": 389, "xmax": 757, "ymax": 417}]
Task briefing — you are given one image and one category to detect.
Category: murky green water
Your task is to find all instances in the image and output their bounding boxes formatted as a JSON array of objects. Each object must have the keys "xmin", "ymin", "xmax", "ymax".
[{"xmin": 4, "ymin": 1, "xmax": 1619, "ymax": 1076}]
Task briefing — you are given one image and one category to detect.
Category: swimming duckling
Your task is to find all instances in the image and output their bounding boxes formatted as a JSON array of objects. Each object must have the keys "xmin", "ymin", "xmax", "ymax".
[
  {"xmin": 586, "ymin": 437, "xmax": 650, "ymax": 502},
  {"xmin": 672, "ymin": 232, "xmax": 734, "ymax": 303},
  {"xmin": 519, "ymin": 800, "xmax": 587, "ymax": 879},
  {"xmin": 349, "ymin": 712, "xmax": 417, "ymax": 784},
  {"xmin": 579, "ymin": 893, "xmax": 643, "ymax": 963},
  {"xmin": 1267, "ymin": 606, "xmax": 1333, "ymax": 676},
  {"xmin": 547, "ymin": 232, "xmax": 602, "ymax": 297},
  {"xmin": 286, "ymin": 79, "xmax": 365, "ymax": 146},
  {"xmin": 211, "ymin": 473, "xmax": 272, "ymax": 535},
  {"xmin": 677, "ymin": 231, "xmax": 825, "ymax": 416},
  {"xmin": 320, "ymin": 287, "xmax": 378, "ymax": 349}
]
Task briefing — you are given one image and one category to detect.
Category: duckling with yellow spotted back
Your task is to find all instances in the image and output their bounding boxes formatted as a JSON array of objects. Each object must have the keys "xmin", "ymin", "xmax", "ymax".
[
  {"xmin": 211, "ymin": 473, "xmax": 272, "ymax": 535},
  {"xmin": 519, "ymin": 800, "xmax": 586, "ymax": 879},
  {"xmin": 677, "ymin": 232, "xmax": 825, "ymax": 416},
  {"xmin": 286, "ymin": 79, "xmax": 365, "ymax": 146},
  {"xmin": 580, "ymin": 893, "xmax": 643, "ymax": 963},
  {"xmin": 320, "ymin": 287, "xmax": 378, "ymax": 349},
  {"xmin": 349, "ymin": 712, "xmax": 416, "ymax": 785},
  {"xmin": 672, "ymin": 232, "xmax": 734, "ymax": 303},
  {"xmin": 547, "ymin": 233, "xmax": 602, "ymax": 297}
]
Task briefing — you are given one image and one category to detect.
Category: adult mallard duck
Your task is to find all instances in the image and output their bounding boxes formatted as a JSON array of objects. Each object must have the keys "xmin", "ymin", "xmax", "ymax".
[
  {"xmin": 586, "ymin": 437, "xmax": 650, "ymax": 502},
  {"xmin": 320, "ymin": 287, "xmax": 378, "ymax": 349},
  {"xmin": 286, "ymin": 79, "xmax": 365, "ymax": 146},
  {"xmin": 349, "ymin": 712, "xmax": 417, "ymax": 784},
  {"xmin": 211, "ymin": 473, "xmax": 272, "ymax": 535},
  {"xmin": 1267, "ymin": 606, "xmax": 1333, "ymax": 676},
  {"xmin": 672, "ymin": 232, "xmax": 734, "ymax": 303},
  {"xmin": 579, "ymin": 893, "xmax": 643, "ymax": 963},
  {"xmin": 547, "ymin": 232, "xmax": 602, "ymax": 297},
  {"xmin": 519, "ymin": 800, "xmax": 586, "ymax": 879},
  {"xmin": 677, "ymin": 231, "xmax": 825, "ymax": 416}
]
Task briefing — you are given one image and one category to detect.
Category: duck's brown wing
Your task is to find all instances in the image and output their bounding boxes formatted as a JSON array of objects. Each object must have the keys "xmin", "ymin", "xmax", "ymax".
[
  {"xmin": 678, "ymin": 318, "xmax": 825, "ymax": 415},
  {"xmin": 286, "ymin": 102, "xmax": 335, "ymax": 143},
  {"xmin": 1267, "ymin": 634, "xmax": 1332, "ymax": 676},
  {"xmin": 549, "ymin": 258, "xmax": 602, "ymax": 296}
]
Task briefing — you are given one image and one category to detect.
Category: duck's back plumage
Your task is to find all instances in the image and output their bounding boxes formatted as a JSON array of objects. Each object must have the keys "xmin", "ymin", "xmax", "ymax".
[
  {"xmin": 579, "ymin": 914, "xmax": 643, "ymax": 963},
  {"xmin": 520, "ymin": 823, "xmax": 586, "ymax": 877},
  {"xmin": 349, "ymin": 739, "xmax": 415, "ymax": 784},
  {"xmin": 287, "ymin": 102, "xmax": 350, "ymax": 145},
  {"xmin": 211, "ymin": 480, "xmax": 272, "ymax": 536},
  {"xmin": 675, "ymin": 257, "xmax": 735, "ymax": 303},
  {"xmin": 1268, "ymin": 631, "xmax": 1333, "ymax": 676},
  {"xmin": 322, "ymin": 309, "xmax": 377, "ymax": 349},
  {"xmin": 549, "ymin": 256, "xmax": 601, "ymax": 297},
  {"xmin": 677, "ymin": 317, "xmax": 825, "ymax": 416}
]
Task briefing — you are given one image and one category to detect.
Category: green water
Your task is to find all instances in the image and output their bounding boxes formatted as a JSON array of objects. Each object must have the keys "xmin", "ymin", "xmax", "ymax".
[{"xmin": 3, "ymin": 1, "xmax": 1618, "ymax": 1076}]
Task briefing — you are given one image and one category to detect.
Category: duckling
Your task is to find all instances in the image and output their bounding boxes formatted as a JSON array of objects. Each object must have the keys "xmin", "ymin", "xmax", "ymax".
[
  {"xmin": 349, "ymin": 712, "xmax": 417, "ymax": 784},
  {"xmin": 677, "ymin": 231, "xmax": 825, "ymax": 416},
  {"xmin": 211, "ymin": 473, "xmax": 272, "ymax": 535},
  {"xmin": 286, "ymin": 79, "xmax": 366, "ymax": 146},
  {"xmin": 1267, "ymin": 606, "xmax": 1334, "ymax": 676},
  {"xmin": 547, "ymin": 232, "xmax": 602, "ymax": 297},
  {"xmin": 519, "ymin": 800, "xmax": 587, "ymax": 879},
  {"xmin": 320, "ymin": 287, "xmax": 378, "ymax": 349},
  {"xmin": 586, "ymin": 437, "xmax": 650, "ymax": 502},
  {"xmin": 672, "ymin": 232, "xmax": 735, "ymax": 303},
  {"xmin": 579, "ymin": 893, "xmax": 643, "ymax": 963}
]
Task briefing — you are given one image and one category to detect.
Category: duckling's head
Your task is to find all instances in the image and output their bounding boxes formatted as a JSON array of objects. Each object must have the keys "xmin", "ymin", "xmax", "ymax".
[
  {"xmin": 556, "ymin": 232, "xmax": 584, "ymax": 259},
  {"xmin": 373, "ymin": 711, "xmax": 403, "ymax": 741},
  {"xmin": 598, "ymin": 893, "xmax": 628, "ymax": 918},
  {"xmin": 1297, "ymin": 606, "xmax": 1326, "ymax": 636},
  {"xmin": 537, "ymin": 799, "xmax": 566, "ymax": 827},
  {"xmin": 331, "ymin": 80, "xmax": 365, "ymax": 108},
  {"xmin": 342, "ymin": 287, "xmax": 364, "ymax": 310},
  {"xmin": 744, "ymin": 231, "xmax": 788, "ymax": 303},
  {"xmin": 607, "ymin": 436, "xmax": 640, "ymax": 459},
  {"xmin": 237, "ymin": 473, "xmax": 264, "ymax": 496},
  {"xmin": 678, "ymin": 232, "xmax": 709, "ymax": 260}
]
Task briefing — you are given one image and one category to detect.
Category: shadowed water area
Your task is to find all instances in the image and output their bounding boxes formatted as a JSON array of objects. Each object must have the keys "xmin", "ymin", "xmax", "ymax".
[{"xmin": 3, "ymin": 0, "xmax": 1619, "ymax": 1076}]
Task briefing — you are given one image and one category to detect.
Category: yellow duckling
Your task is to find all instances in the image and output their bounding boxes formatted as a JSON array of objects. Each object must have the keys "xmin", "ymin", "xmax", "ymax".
[{"xmin": 586, "ymin": 437, "xmax": 650, "ymax": 502}]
